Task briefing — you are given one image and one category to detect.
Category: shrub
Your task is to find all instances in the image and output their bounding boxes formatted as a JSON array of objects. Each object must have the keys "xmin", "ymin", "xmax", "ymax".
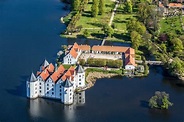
[
  {"xmin": 83, "ymin": 29, "xmax": 90, "ymax": 38},
  {"xmin": 78, "ymin": 59, "xmax": 85, "ymax": 65},
  {"xmin": 87, "ymin": 58, "xmax": 123, "ymax": 68}
]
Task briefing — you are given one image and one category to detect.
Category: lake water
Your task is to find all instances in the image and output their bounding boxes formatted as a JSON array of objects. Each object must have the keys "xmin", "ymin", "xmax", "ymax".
[{"xmin": 0, "ymin": 0, "xmax": 184, "ymax": 121}]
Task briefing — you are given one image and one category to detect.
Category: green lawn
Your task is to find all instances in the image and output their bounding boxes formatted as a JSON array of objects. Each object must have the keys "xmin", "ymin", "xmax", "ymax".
[
  {"xmin": 160, "ymin": 16, "xmax": 182, "ymax": 34},
  {"xmin": 76, "ymin": 0, "xmax": 114, "ymax": 28},
  {"xmin": 113, "ymin": 14, "xmax": 135, "ymax": 31}
]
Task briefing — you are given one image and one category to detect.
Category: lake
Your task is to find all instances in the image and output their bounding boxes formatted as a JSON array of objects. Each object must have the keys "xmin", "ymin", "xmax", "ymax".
[{"xmin": 0, "ymin": 0, "xmax": 184, "ymax": 121}]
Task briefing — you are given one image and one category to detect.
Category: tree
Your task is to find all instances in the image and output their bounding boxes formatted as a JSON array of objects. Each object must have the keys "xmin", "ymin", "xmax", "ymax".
[
  {"xmin": 171, "ymin": 38, "xmax": 184, "ymax": 52},
  {"xmin": 72, "ymin": 0, "xmax": 80, "ymax": 11},
  {"xmin": 160, "ymin": 43, "xmax": 167, "ymax": 53},
  {"xmin": 130, "ymin": 31, "xmax": 142, "ymax": 50},
  {"xmin": 137, "ymin": 2, "xmax": 155, "ymax": 27},
  {"xmin": 102, "ymin": 24, "xmax": 114, "ymax": 37},
  {"xmin": 83, "ymin": 29, "xmax": 90, "ymax": 38},
  {"xmin": 169, "ymin": 57, "xmax": 184, "ymax": 75},
  {"xmin": 124, "ymin": 0, "xmax": 132, "ymax": 13},
  {"xmin": 149, "ymin": 91, "xmax": 173, "ymax": 109},
  {"xmin": 127, "ymin": 18, "xmax": 146, "ymax": 35},
  {"xmin": 99, "ymin": 0, "xmax": 105, "ymax": 15},
  {"xmin": 91, "ymin": 0, "xmax": 99, "ymax": 17}
]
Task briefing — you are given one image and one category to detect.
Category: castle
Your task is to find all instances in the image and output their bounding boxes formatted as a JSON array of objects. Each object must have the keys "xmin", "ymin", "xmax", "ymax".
[
  {"xmin": 27, "ymin": 42, "xmax": 136, "ymax": 105},
  {"xmin": 26, "ymin": 59, "xmax": 85, "ymax": 104}
]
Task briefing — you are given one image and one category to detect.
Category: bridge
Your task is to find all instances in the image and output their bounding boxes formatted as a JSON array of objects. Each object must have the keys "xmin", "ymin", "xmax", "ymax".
[{"xmin": 136, "ymin": 60, "xmax": 164, "ymax": 65}]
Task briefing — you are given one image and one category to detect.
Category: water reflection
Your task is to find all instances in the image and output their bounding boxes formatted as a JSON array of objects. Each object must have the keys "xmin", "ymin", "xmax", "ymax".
[{"xmin": 29, "ymin": 91, "xmax": 85, "ymax": 120}]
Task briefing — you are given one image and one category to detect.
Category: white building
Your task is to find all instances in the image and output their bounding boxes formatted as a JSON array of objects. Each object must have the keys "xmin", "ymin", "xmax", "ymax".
[
  {"xmin": 63, "ymin": 42, "xmax": 81, "ymax": 64},
  {"xmin": 63, "ymin": 42, "xmax": 137, "ymax": 70},
  {"xmin": 27, "ymin": 59, "xmax": 86, "ymax": 105}
]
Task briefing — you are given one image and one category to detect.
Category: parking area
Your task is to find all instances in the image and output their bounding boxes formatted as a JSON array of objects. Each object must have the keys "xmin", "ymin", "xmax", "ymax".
[{"xmin": 79, "ymin": 53, "xmax": 122, "ymax": 61}]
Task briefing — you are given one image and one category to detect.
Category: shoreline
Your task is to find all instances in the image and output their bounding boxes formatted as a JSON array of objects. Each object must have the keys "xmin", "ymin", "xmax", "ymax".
[{"xmin": 85, "ymin": 72, "xmax": 121, "ymax": 88}]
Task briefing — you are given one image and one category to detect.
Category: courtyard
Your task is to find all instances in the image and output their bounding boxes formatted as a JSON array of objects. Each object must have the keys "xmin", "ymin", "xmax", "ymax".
[{"xmin": 79, "ymin": 53, "xmax": 122, "ymax": 61}]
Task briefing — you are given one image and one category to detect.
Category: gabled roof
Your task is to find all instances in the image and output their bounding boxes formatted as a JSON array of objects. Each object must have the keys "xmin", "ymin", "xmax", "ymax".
[
  {"xmin": 125, "ymin": 48, "xmax": 135, "ymax": 54},
  {"xmin": 73, "ymin": 42, "xmax": 79, "ymax": 51},
  {"xmin": 50, "ymin": 65, "xmax": 65, "ymax": 83},
  {"xmin": 62, "ymin": 79, "xmax": 73, "ymax": 88},
  {"xmin": 79, "ymin": 45, "xmax": 90, "ymax": 51},
  {"xmin": 125, "ymin": 55, "xmax": 136, "ymax": 66},
  {"xmin": 47, "ymin": 63, "xmax": 55, "ymax": 73},
  {"xmin": 61, "ymin": 66, "xmax": 75, "ymax": 81},
  {"xmin": 39, "ymin": 63, "xmax": 54, "ymax": 81},
  {"xmin": 39, "ymin": 70, "xmax": 50, "ymax": 81},
  {"xmin": 75, "ymin": 65, "xmax": 84, "ymax": 73},
  {"xmin": 92, "ymin": 45, "xmax": 128, "ymax": 52},
  {"xmin": 69, "ymin": 48, "xmax": 78, "ymax": 58},
  {"xmin": 30, "ymin": 72, "xmax": 37, "ymax": 82}
]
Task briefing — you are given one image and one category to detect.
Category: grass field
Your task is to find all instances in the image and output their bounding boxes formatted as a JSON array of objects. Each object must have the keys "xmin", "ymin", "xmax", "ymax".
[
  {"xmin": 62, "ymin": 0, "xmax": 135, "ymax": 42},
  {"xmin": 76, "ymin": 0, "xmax": 114, "ymax": 28},
  {"xmin": 160, "ymin": 16, "xmax": 182, "ymax": 34},
  {"xmin": 113, "ymin": 14, "xmax": 136, "ymax": 32}
]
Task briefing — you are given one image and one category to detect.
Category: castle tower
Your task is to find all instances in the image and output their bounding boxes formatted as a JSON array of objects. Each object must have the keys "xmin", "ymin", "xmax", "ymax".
[
  {"xmin": 27, "ymin": 72, "xmax": 39, "ymax": 99},
  {"xmin": 39, "ymin": 59, "xmax": 49, "ymax": 71},
  {"xmin": 75, "ymin": 65, "xmax": 85, "ymax": 87},
  {"xmin": 61, "ymin": 79, "xmax": 74, "ymax": 104}
]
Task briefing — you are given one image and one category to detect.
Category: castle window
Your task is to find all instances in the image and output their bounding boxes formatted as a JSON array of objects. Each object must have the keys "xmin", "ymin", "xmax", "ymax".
[
  {"xmin": 70, "ymin": 93, "xmax": 72, "ymax": 96},
  {"xmin": 60, "ymin": 85, "xmax": 61, "ymax": 88},
  {"xmin": 79, "ymin": 79, "xmax": 81, "ymax": 81},
  {"xmin": 70, "ymin": 97, "xmax": 71, "ymax": 100},
  {"xmin": 47, "ymin": 92, "xmax": 49, "ymax": 94},
  {"xmin": 79, "ymin": 75, "xmax": 81, "ymax": 77},
  {"xmin": 52, "ymin": 92, "xmax": 54, "ymax": 95},
  {"xmin": 79, "ymin": 93, "xmax": 81, "ymax": 95},
  {"xmin": 70, "ymin": 89, "xmax": 71, "ymax": 92},
  {"xmin": 60, "ymin": 93, "xmax": 61, "ymax": 96},
  {"xmin": 52, "ymin": 88, "xmax": 54, "ymax": 91},
  {"xmin": 40, "ymin": 90, "xmax": 41, "ymax": 93},
  {"xmin": 79, "ymin": 83, "xmax": 81, "ymax": 85},
  {"xmin": 39, "ymin": 83, "xmax": 41, "ymax": 85},
  {"xmin": 35, "ymin": 91, "xmax": 37, "ymax": 94},
  {"xmin": 47, "ymin": 84, "xmax": 49, "ymax": 86},
  {"xmin": 47, "ymin": 88, "xmax": 49, "ymax": 90},
  {"xmin": 35, "ymin": 87, "xmax": 37, "ymax": 90},
  {"xmin": 60, "ymin": 89, "xmax": 61, "ymax": 92},
  {"xmin": 40, "ymin": 86, "xmax": 41, "ymax": 89}
]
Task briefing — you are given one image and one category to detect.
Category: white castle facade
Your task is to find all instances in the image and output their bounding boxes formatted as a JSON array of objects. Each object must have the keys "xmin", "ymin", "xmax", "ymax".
[{"xmin": 26, "ymin": 59, "xmax": 85, "ymax": 104}]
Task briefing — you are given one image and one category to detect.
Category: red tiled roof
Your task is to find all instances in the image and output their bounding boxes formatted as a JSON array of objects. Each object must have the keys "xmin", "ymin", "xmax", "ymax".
[
  {"xmin": 79, "ymin": 45, "xmax": 90, "ymax": 51},
  {"xmin": 61, "ymin": 66, "xmax": 75, "ymax": 81},
  {"xmin": 125, "ymin": 48, "xmax": 135, "ymax": 54},
  {"xmin": 73, "ymin": 42, "xmax": 80, "ymax": 51},
  {"xmin": 50, "ymin": 65, "xmax": 65, "ymax": 83},
  {"xmin": 168, "ymin": 3, "xmax": 183, "ymax": 7},
  {"xmin": 125, "ymin": 55, "xmax": 136, "ymax": 66},
  {"xmin": 92, "ymin": 45, "xmax": 128, "ymax": 52},
  {"xmin": 39, "ymin": 63, "xmax": 54, "ymax": 81},
  {"xmin": 69, "ymin": 48, "xmax": 78, "ymax": 58}
]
